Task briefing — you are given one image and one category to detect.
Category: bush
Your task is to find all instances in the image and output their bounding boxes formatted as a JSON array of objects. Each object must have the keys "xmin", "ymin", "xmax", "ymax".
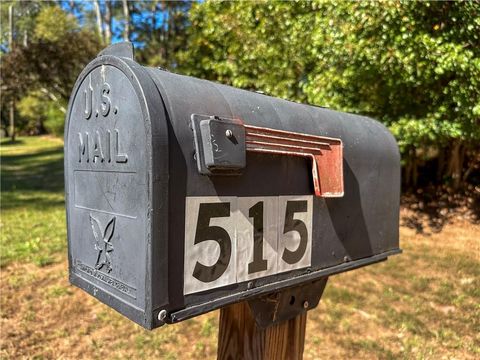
[
  {"xmin": 17, "ymin": 91, "xmax": 65, "ymax": 136},
  {"xmin": 44, "ymin": 102, "xmax": 65, "ymax": 136}
]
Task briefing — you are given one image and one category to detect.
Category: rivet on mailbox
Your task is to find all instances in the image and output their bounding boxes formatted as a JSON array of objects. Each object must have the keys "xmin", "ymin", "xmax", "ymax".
[{"xmin": 65, "ymin": 43, "xmax": 401, "ymax": 330}]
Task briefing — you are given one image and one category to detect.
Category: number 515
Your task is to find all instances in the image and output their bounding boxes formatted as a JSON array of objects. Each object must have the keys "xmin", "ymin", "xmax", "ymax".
[{"xmin": 184, "ymin": 196, "xmax": 313, "ymax": 295}]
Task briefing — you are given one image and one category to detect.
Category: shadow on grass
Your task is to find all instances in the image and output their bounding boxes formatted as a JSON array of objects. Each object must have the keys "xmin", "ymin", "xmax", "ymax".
[
  {"xmin": 1, "ymin": 138, "xmax": 26, "ymax": 146},
  {"xmin": 1, "ymin": 146, "xmax": 64, "ymax": 209},
  {"xmin": 0, "ymin": 192, "xmax": 65, "ymax": 210},
  {"xmin": 401, "ymin": 186, "xmax": 480, "ymax": 233},
  {"xmin": 1, "ymin": 147, "xmax": 62, "ymax": 163}
]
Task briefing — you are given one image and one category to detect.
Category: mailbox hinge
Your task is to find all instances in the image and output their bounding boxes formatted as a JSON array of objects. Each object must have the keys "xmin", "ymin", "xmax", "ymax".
[{"xmin": 191, "ymin": 114, "xmax": 344, "ymax": 197}]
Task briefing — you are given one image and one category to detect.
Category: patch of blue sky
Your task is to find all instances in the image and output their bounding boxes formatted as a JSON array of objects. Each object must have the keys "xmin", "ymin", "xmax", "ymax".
[{"xmin": 59, "ymin": 0, "xmax": 171, "ymax": 49}]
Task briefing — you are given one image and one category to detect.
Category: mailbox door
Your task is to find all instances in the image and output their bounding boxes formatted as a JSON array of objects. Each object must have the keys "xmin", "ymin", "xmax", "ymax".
[{"xmin": 65, "ymin": 54, "xmax": 169, "ymax": 329}]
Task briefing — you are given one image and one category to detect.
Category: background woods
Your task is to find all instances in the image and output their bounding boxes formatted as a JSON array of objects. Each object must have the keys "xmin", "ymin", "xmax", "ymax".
[{"xmin": 1, "ymin": 0, "xmax": 479, "ymax": 191}]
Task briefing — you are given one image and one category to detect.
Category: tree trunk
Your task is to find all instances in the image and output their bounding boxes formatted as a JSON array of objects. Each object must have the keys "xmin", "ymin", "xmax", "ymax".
[
  {"xmin": 39, "ymin": 88, "xmax": 67, "ymax": 114},
  {"xmin": 122, "ymin": 0, "xmax": 130, "ymax": 41},
  {"xmin": 217, "ymin": 302, "xmax": 306, "ymax": 360},
  {"xmin": 463, "ymin": 147, "xmax": 479, "ymax": 182},
  {"xmin": 404, "ymin": 159, "xmax": 411, "ymax": 189},
  {"xmin": 412, "ymin": 151, "xmax": 418, "ymax": 188},
  {"xmin": 437, "ymin": 146, "xmax": 445, "ymax": 183},
  {"xmin": 93, "ymin": 0, "xmax": 104, "ymax": 44},
  {"xmin": 159, "ymin": 0, "xmax": 167, "ymax": 61},
  {"xmin": 460, "ymin": 145, "xmax": 466, "ymax": 183},
  {"xmin": 151, "ymin": 0, "xmax": 157, "ymax": 37},
  {"xmin": 447, "ymin": 141, "xmax": 464, "ymax": 190},
  {"xmin": 165, "ymin": 5, "xmax": 173, "ymax": 64},
  {"xmin": 404, "ymin": 146, "xmax": 416, "ymax": 189},
  {"xmin": 8, "ymin": 5, "xmax": 15, "ymax": 141},
  {"xmin": 105, "ymin": 0, "xmax": 112, "ymax": 45},
  {"xmin": 9, "ymin": 101, "xmax": 15, "ymax": 142}
]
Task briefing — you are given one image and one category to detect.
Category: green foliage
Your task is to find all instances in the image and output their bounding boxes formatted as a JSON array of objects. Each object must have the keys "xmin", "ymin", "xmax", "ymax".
[
  {"xmin": 1, "ymin": 3, "xmax": 100, "ymax": 136},
  {"xmin": 34, "ymin": 5, "xmax": 77, "ymax": 42},
  {"xmin": 17, "ymin": 92, "xmax": 45, "ymax": 122},
  {"xmin": 179, "ymin": 0, "xmax": 480, "ymax": 188},
  {"xmin": 302, "ymin": 1, "xmax": 480, "ymax": 147},
  {"xmin": 16, "ymin": 91, "xmax": 66, "ymax": 136},
  {"xmin": 17, "ymin": 91, "xmax": 46, "ymax": 134},
  {"xmin": 0, "ymin": 0, "xmax": 46, "ymax": 48},
  {"xmin": 134, "ymin": 1, "xmax": 191, "ymax": 69},
  {"xmin": 2, "ymin": 1, "xmax": 477, "ymax": 188},
  {"xmin": 43, "ymin": 103, "xmax": 65, "ymax": 136},
  {"xmin": 179, "ymin": 1, "xmax": 316, "ymax": 101},
  {"xmin": 1, "ymin": 5, "xmax": 100, "ymax": 102}
]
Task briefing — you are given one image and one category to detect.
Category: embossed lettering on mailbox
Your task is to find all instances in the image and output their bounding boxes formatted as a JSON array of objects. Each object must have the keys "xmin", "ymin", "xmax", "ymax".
[
  {"xmin": 77, "ymin": 78, "xmax": 128, "ymax": 164},
  {"xmin": 78, "ymin": 130, "xmax": 128, "ymax": 163}
]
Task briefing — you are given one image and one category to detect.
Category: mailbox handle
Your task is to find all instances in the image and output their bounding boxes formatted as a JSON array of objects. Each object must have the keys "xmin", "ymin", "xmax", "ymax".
[{"xmin": 244, "ymin": 124, "xmax": 344, "ymax": 197}]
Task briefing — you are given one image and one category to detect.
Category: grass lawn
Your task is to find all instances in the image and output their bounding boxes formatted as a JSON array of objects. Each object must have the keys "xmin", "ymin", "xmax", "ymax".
[
  {"xmin": 1, "ymin": 136, "xmax": 479, "ymax": 359},
  {"xmin": 1, "ymin": 136, "xmax": 65, "ymax": 267}
]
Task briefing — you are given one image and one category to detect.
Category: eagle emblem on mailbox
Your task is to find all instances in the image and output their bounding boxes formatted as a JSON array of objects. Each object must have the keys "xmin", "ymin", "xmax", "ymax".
[{"xmin": 90, "ymin": 215, "xmax": 115, "ymax": 273}]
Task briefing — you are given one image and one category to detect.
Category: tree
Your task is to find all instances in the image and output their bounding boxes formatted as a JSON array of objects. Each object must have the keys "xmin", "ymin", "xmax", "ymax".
[
  {"xmin": 1, "ymin": 5, "xmax": 101, "ymax": 134},
  {"xmin": 0, "ymin": 0, "xmax": 47, "ymax": 50},
  {"xmin": 179, "ymin": 1, "xmax": 315, "ymax": 100},
  {"xmin": 302, "ymin": 2, "xmax": 480, "ymax": 189},
  {"xmin": 179, "ymin": 1, "xmax": 480, "ymax": 189},
  {"xmin": 93, "ymin": 0, "xmax": 104, "ymax": 43},
  {"xmin": 1, "ymin": 1, "xmax": 192, "ymax": 135},
  {"xmin": 134, "ymin": 1, "xmax": 192, "ymax": 69}
]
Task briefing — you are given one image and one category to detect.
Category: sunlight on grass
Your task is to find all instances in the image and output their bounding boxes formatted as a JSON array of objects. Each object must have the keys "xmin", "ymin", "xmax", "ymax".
[
  {"xmin": 306, "ymin": 219, "xmax": 480, "ymax": 359},
  {"xmin": 1, "ymin": 136, "xmax": 65, "ymax": 267}
]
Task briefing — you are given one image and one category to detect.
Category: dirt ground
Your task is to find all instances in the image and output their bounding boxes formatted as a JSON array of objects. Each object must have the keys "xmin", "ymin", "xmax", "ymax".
[{"xmin": 1, "ymin": 209, "xmax": 479, "ymax": 359}]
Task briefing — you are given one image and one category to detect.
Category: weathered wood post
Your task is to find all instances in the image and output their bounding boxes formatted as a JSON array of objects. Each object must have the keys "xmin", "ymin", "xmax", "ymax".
[{"xmin": 218, "ymin": 302, "xmax": 306, "ymax": 360}]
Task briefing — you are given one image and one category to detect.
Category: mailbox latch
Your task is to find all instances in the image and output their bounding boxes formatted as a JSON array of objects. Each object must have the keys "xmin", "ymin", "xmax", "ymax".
[{"xmin": 191, "ymin": 114, "xmax": 344, "ymax": 197}]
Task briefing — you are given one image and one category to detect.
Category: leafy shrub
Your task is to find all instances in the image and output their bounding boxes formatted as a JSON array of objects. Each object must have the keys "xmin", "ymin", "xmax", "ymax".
[{"xmin": 44, "ymin": 102, "xmax": 65, "ymax": 136}]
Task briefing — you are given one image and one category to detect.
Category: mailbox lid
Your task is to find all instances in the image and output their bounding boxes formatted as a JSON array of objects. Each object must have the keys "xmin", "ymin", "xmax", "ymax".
[{"xmin": 65, "ymin": 51, "xmax": 169, "ymax": 329}]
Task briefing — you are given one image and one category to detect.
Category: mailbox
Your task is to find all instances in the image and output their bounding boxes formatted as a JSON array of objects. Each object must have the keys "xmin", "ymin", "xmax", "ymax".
[{"xmin": 65, "ymin": 43, "xmax": 401, "ymax": 330}]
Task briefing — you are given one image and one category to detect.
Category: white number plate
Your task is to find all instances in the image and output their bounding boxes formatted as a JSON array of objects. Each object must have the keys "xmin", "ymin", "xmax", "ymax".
[{"xmin": 184, "ymin": 196, "xmax": 313, "ymax": 295}]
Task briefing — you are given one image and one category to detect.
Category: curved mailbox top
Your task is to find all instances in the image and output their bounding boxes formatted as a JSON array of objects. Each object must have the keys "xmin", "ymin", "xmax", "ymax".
[{"xmin": 65, "ymin": 43, "xmax": 400, "ymax": 329}]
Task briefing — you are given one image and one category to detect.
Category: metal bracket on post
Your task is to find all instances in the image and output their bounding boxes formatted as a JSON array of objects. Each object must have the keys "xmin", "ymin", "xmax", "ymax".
[
  {"xmin": 191, "ymin": 114, "xmax": 344, "ymax": 197},
  {"xmin": 247, "ymin": 277, "xmax": 328, "ymax": 328}
]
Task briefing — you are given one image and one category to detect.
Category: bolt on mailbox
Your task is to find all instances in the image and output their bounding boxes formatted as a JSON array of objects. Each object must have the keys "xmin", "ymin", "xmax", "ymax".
[{"xmin": 65, "ymin": 43, "xmax": 401, "ymax": 330}]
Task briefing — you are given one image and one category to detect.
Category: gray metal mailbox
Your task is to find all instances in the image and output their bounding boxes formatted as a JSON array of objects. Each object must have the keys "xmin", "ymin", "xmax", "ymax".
[{"xmin": 65, "ymin": 43, "xmax": 401, "ymax": 329}]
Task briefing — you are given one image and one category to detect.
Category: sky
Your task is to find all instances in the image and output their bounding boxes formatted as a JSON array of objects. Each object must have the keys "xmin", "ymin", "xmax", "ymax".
[{"xmin": 59, "ymin": 0, "xmax": 173, "ymax": 48}]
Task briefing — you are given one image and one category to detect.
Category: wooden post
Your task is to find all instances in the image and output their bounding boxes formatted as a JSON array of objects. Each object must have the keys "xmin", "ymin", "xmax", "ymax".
[{"xmin": 217, "ymin": 302, "xmax": 307, "ymax": 360}]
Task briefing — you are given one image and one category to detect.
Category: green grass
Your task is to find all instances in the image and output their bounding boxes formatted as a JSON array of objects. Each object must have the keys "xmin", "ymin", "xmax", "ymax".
[
  {"xmin": 1, "ymin": 136, "xmax": 479, "ymax": 359},
  {"xmin": 1, "ymin": 136, "xmax": 66, "ymax": 267},
  {"xmin": 306, "ymin": 221, "xmax": 480, "ymax": 359}
]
